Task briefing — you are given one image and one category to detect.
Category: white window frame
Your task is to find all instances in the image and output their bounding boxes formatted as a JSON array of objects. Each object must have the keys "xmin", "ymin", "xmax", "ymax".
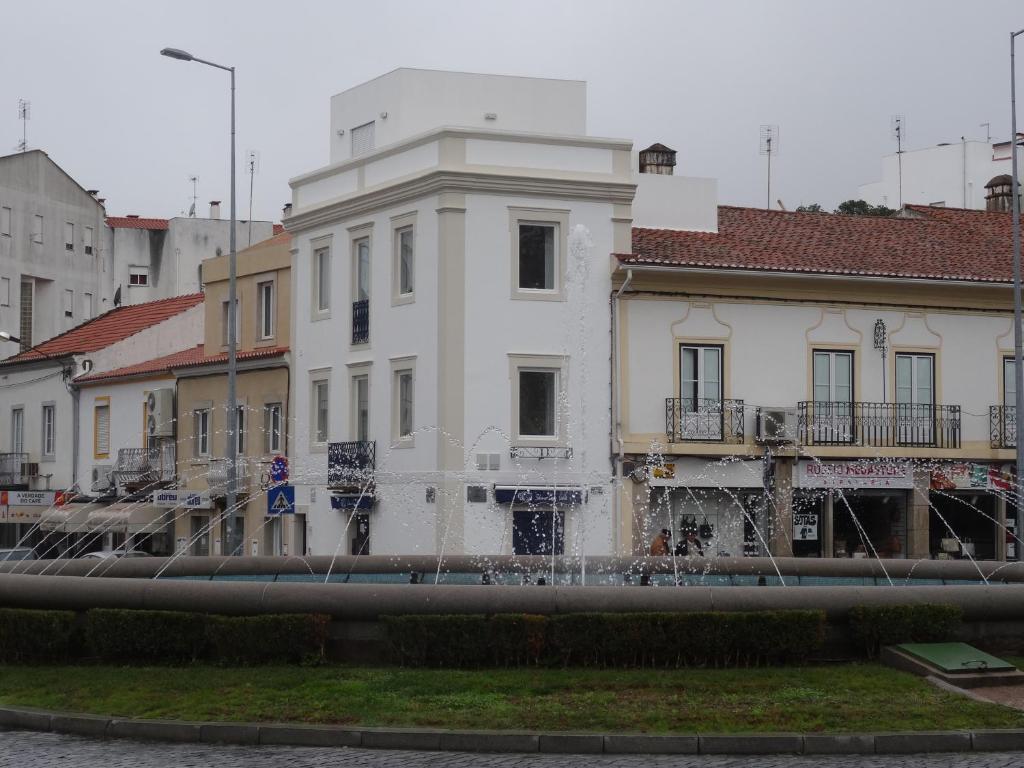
[
  {"xmin": 32, "ymin": 214, "xmax": 43, "ymax": 244},
  {"xmin": 310, "ymin": 371, "xmax": 331, "ymax": 451},
  {"xmin": 84, "ymin": 226, "xmax": 93, "ymax": 254},
  {"xmin": 509, "ymin": 207, "xmax": 569, "ymax": 302},
  {"xmin": 63, "ymin": 288, "xmax": 74, "ymax": 319},
  {"xmin": 391, "ymin": 212, "xmax": 416, "ymax": 305},
  {"xmin": 348, "ymin": 362, "xmax": 372, "ymax": 442},
  {"xmin": 390, "ymin": 356, "xmax": 416, "ymax": 447},
  {"xmin": 0, "ymin": 206, "xmax": 10, "ymax": 236},
  {"xmin": 194, "ymin": 408, "xmax": 211, "ymax": 458},
  {"xmin": 1005, "ymin": 357, "xmax": 1016, "ymax": 407},
  {"xmin": 94, "ymin": 400, "xmax": 110, "ymax": 459},
  {"xmin": 349, "ymin": 223, "xmax": 373, "ymax": 348},
  {"xmin": 310, "ymin": 235, "xmax": 332, "ymax": 320},
  {"xmin": 895, "ymin": 352, "xmax": 935, "ymax": 406},
  {"xmin": 129, "ymin": 266, "xmax": 149, "ymax": 287},
  {"xmin": 64, "ymin": 222, "xmax": 74, "ymax": 251},
  {"xmin": 509, "ymin": 354, "xmax": 568, "ymax": 446},
  {"xmin": 679, "ymin": 344, "xmax": 723, "ymax": 409},
  {"xmin": 82, "ymin": 292, "xmax": 93, "ymax": 319},
  {"xmin": 11, "ymin": 406, "xmax": 24, "ymax": 453},
  {"xmin": 264, "ymin": 401, "xmax": 284, "ymax": 455},
  {"xmin": 41, "ymin": 403, "xmax": 56, "ymax": 459},
  {"xmin": 257, "ymin": 279, "xmax": 274, "ymax": 340}
]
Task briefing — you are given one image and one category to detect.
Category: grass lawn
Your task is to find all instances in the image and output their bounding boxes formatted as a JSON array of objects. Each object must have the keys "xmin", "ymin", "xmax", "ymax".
[{"xmin": 1, "ymin": 663, "xmax": 1022, "ymax": 734}]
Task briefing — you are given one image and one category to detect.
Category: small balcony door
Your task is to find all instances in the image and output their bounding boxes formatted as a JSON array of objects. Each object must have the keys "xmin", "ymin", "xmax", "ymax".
[
  {"xmin": 1003, "ymin": 357, "xmax": 1017, "ymax": 447},
  {"xmin": 896, "ymin": 353, "xmax": 935, "ymax": 444},
  {"xmin": 679, "ymin": 345, "xmax": 723, "ymax": 440},
  {"xmin": 812, "ymin": 351, "xmax": 854, "ymax": 443}
]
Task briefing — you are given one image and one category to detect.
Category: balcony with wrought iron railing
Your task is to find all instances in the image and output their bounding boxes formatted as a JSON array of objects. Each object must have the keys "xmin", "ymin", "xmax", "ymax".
[
  {"xmin": 111, "ymin": 442, "xmax": 176, "ymax": 489},
  {"xmin": 328, "ymin": 441, "xmax": 375, "ymax": 488},
  {"xmin": 206, "ymin": 457, "xmax": 252, "ymax": 494},
  {"xmin": 797, "ymin": 401, "xmax": 961, "ymax": 449},
  {"xmin": 991, "ymin": 405, "xmax": 1016, "ymax": 449},
  {"xmin": 665, "ymin": 398, "xmax": 745, "ymax": 443},
  {"xmin": 352, "ymin": 299, "xmax": 369, "ymax": 345},
  {"xmin": 0, "ymin": 453, "xmax": 30, "ymax": 487}
]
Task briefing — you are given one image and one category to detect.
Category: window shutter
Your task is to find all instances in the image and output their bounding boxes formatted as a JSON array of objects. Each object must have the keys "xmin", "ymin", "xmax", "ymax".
[
  {"xmin": 96, "ymin": 406, "xmax": 110, "ymax": 455},
  {"xmin": 351, "ymin": 121, "xmax": 375, "ymax": 156}
]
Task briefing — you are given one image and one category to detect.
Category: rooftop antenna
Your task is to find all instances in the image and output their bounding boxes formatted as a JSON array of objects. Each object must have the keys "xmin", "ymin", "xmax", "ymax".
[
  {"xmin": 981, "ymin": 122, "xmax": 991, "ymax": 143},
  {"xmin": 246, "ymin": 150, "xmax": 260, "ymax": 246},
  {"xmin": 16, "ymin": 99, "xmax": 30, "ymax": 152},
  {"xmin": 891, "ymin": 114, "xmax": 905, "ymax": 208},
  {"xmin": 188, "ymin": 176, "xmax": 198, "ymax": 217},
  {"xmin": 759, "ymin": 125, "xmax": 779, "ymax": 210}
]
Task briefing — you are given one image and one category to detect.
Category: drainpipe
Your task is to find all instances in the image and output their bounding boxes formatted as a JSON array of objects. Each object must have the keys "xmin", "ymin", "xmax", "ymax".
[
  {"xmin": 71, "ymin": 380, "xmax": 80, "ymax": 494},
  {"xmin": 611, "ymin": 267, "xmax": 633, "ymax": 554}
]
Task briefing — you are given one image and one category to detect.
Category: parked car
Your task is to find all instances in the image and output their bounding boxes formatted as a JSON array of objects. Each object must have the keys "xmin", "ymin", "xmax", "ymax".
[
  {"xmin": 79, "ymin": 549, "xmax": 152, "ymax": 560},
  {"xmin": 0, "ymin": 548, "xmax": 35, "ymax": 561}
]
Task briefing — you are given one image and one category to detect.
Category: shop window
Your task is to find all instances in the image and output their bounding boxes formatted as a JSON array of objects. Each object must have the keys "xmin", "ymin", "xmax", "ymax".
[{"xmin": 512, "ymin": 509, "xmax": 564, "ymax": 555}]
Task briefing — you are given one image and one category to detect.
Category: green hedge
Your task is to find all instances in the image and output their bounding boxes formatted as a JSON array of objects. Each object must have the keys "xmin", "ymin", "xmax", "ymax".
[
  {"xmin": 848, "ymin": 603, "xmax": 963, "ymax": 658},
  {"xmin": 0, "ymin": 607, "xmax": 77, "ymax": 663},
  {"xmin": 383, "ymin": 610, "xmax": 826, "ymax": 668},
  {"xmin": 206, "ymin": 614, "xmax": 328, "ymax": 666},
  {"xmin": 85, "ymin": 609, "xmax": 207, "ymax": 664}
]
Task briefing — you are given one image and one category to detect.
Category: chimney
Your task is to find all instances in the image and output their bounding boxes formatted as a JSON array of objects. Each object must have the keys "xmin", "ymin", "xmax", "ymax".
[
  {"xmin": 282, "ymin": 202, "xmax": 293, "ymax": 218},
  {"xmin": 209, "ymin": 200, "xmax": 221, "ymax": 219},
  {"xmin": 127, "ymin": 214, "xmax": 139, "ymax": 219},
  {"xmin": 984, "ymin": 175, "xmax": 1016, "ymax": 212},
  {"xmin": 639, "ymin": 143, "xmax": 677, "ymax": 175},
  {"xmin": 87, "ymin": 189, "xmax": 99, "ymax": 196}
]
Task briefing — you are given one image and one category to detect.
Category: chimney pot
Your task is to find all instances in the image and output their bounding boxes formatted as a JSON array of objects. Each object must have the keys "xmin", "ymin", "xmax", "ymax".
[
  {"xmin": 87, "ymin": 189, "xmax": 98, "ymax": 196},
  {"xmin": 282, "ymin": 203, "xmax": 293, "ymax": 217},
  {"xmin": 639, "ymin": 143, "xmax": 677, "ymax": 175},
  {"xmin": 209, "ymin": 200, "xmax": 221, "ymax": 219}
]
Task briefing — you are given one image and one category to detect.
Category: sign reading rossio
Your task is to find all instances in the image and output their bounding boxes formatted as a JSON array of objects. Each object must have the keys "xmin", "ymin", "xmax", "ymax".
[
  {"xmin": 151, "ymin": 490, "xmax": 213, "ymax": 509},
  {"xmin": 796, "ymin": 460, "xmax": 914, "ymax": 489}
]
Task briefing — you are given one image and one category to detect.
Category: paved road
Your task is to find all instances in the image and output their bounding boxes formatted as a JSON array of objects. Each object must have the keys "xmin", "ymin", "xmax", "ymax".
[{"xmin": 0, "ymin": 730, "xmax": 1022, "ymax": 768}]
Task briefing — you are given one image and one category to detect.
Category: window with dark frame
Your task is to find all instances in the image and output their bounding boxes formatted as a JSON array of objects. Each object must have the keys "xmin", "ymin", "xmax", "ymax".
[
  {"xmin": 519, "ymin": 369, "xmax": 556, "ymax": 437},
  {"xmin": 518, "ymin": 223, "xmax": 555, "ymax": 290}
]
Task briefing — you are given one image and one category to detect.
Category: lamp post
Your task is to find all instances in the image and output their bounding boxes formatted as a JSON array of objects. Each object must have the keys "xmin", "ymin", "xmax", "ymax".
[
  {"xmin": 161, "ymin": 47, "xmax": 239, "ymax": 556},
  {"xmin": 1012, "ymin": 29, "xmax": 1024, "ymax": 560}
]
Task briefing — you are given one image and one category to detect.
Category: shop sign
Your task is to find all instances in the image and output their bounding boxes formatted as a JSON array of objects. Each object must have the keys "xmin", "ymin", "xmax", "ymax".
[
  {"xmin": 0, "ymin": 490, "xmax": 55, "ymax": 506},
  {"xmin": 794, "ymin": 512, "xmax": 818, "ymax": 541},
  {"xmin": 151, "ymin": 490, "xmax": 212, "ymax": 509},
  {"xmin": 930, "ymin": 463, "xmax": 1013, "ymax": 491},
  {"xmin": 797, "ymin": 461, "xmax": 914, "ymax": 489}
]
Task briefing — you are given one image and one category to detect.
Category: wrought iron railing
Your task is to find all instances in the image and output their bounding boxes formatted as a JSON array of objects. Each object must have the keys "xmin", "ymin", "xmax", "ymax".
[
  {"xmin": 328, "ymin": 441, "xmax": 376, "ymax": 487},
  {"xmin": 112, "ymin": 443, "xmax": 177, "ymax": 487},
  {"xmin": 352, "ymin": 299, "xmax": 369, "ymax": 345},
  {"xmin": 797, "ymin": 401, "xmax": 961, "ymax": 448},
  {"xmin": 665, "ymin": 398, "xmax": 744, "ymax": 443},
  {"xmin": 0, "ymin": 452, "xmax": 29, "ymax": 487},
  {"xmin": 991, "ymin": 405, "xmax": 1016, "ymax": 448},
  {"xmin": 206, "ymin": 457, "xmax": 251, "ymax": 492}
]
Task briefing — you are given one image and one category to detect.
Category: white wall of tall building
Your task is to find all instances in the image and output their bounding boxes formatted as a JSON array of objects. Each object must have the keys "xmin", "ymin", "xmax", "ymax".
[{"xmin": 858, "ymin": 140, "xmax": 1015, "ymax": 210}]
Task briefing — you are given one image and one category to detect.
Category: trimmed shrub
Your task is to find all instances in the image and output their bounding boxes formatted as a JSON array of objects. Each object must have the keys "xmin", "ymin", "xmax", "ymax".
[
  {"xmin": 0, "ymin": 607, "xmax": 77, "ymax": 663},
  {"xmin": 85, "ymin": 609, "xmax": 207, "ymax": 663},
  {"xmin": 385, "ymin": 610, "xmax": 826, "ymax": 669},
  {"xmin": 848, "ymin": 603, "xmax": 963, "ymax": 658},
  {"xmin": 205, "ymin": 614, "xmax": 329, "ymax": 666}
]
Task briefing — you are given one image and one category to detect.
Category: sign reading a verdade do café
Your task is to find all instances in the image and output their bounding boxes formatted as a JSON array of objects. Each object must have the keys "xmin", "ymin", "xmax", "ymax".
[{"xmin": 796, "ymin": 460, "xmax": 914, "ymax": 489}]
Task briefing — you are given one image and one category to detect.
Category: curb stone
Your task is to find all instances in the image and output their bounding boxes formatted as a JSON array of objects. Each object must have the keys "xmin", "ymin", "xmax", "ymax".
[{"xmin": 1, "ymin": 705, "xmax": 1023, "ymax": 755}]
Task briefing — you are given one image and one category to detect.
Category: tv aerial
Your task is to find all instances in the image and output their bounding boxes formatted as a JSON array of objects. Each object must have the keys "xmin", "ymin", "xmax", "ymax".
[
  {"xmin": 759, "ymin": 125, "xmax": 779, "ymax": 210},
  {"xmin": 891, "ymin": 114, "xmax": 906, "ymax": 207}
]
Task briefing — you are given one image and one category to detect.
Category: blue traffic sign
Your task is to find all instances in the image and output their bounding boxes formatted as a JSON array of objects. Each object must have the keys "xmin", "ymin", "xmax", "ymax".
[{"xmin": 267, "ymin": 484, "xmax": 295, "ymax": 515}]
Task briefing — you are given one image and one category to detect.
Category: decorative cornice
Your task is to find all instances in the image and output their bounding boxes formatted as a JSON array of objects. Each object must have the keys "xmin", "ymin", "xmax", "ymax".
[{"xmin": 286, "ymin": 169, "xmax": 636, "ymax": 234}]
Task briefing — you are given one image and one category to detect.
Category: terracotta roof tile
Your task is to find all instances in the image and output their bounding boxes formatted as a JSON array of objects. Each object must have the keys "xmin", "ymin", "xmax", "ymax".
[
  {"xmin": 1, "ymin": 293, "xmax": 204, "ymax": 365},
  {"xmin": 106, "ymin": 216, "xmax": 169, "ymax": 230},
  {"xmin": 76, "ymin": 344, "xmax": 289, "ymax": 384},
  {"xmin": 171, "ymin": 346, "xmax": 289, "ymax": 371},
  {"xmin": 617, "ymin": 205, "xmax": 1015, "ymax": 283}
]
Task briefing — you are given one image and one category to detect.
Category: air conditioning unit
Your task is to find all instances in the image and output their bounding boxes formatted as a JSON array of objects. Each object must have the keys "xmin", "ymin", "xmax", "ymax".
[
  {"xmin": 91, "ymin": 464, "xmax": 114, "ymax": 492},
  {"xmin": 475, "ymin": 453, "xmax": 500, "ymax": 471},
  {"xmin": 756, "ymin": 407, "xmax": 797, "ymax": 444},
  {"xmin": 146, "ymin": 388, "xmax": 175, "ymax": 437}
]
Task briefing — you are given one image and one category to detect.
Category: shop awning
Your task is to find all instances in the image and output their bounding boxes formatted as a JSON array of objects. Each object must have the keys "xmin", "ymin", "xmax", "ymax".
[
  {"xmin": 330, "ymin": 492, "xmax": 376, "ymax": 511},
  {"xmin": 493, "ymin": 486, "xmax": 585, "ymax": 505},
  {"xmin": 86, "ymin": 504, "xmax": 172, "ymax": 533},
  {"xmin": 40, "ymin": 505, "xmax": 91, "ymax": 533}
]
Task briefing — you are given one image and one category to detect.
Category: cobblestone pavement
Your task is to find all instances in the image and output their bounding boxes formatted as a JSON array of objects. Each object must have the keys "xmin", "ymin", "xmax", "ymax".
[{"xmin": 1, "ymin": 730, "xmax": 1023, "ymax": 768}]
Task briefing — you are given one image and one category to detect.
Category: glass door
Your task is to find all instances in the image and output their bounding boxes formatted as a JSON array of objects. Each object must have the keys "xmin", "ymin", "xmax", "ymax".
[
  {"xmin": 679, "ymin": 345, "xmax": 723, "ymax": 440},
  {"xmin": 812, "ymin": 351, "xmax": 854, "ymax": 443},
  {"xmin": 896, "ymin": 353, "xmax": 934, "ymax": 444}
]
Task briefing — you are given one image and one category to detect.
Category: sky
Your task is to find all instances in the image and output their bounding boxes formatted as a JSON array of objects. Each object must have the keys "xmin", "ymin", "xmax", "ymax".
[{"xmin": 2, "ymin": 0, "xmax": 1022, "ymax": 223}]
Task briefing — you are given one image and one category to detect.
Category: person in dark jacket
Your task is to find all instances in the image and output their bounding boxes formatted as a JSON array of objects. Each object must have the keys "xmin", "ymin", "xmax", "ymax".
[{"xmin": 675, "ymin": 530, "xmax": 705, "ymax": 557}]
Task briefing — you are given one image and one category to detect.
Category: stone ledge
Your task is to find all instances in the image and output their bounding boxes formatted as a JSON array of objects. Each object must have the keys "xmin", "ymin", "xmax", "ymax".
[{"xmin": 2, "ymin": 705, "xmax": 1023, "ymax": 755}]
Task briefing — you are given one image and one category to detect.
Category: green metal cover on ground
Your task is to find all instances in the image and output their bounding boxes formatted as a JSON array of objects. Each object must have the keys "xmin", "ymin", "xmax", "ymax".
[{"xmin": 897, "ymin": 642, "xmax": 1016, "ymax": 673}]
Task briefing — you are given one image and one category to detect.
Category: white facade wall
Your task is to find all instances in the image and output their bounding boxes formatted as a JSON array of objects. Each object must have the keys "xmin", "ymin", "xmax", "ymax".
[
  {"xmin": 858, "ymin": 141, "xmax": 1015, "ymax": 210},
  {"xmin": 329, "ymin": 69, "xmax": 587, "ymax": 164},
  {"xmin": 0, "ymin": 362, "xmax": 75, "ymax": 490},
  {"xmin": 76, "ymin": 377, "xmax": 175, "ymax": 493},
  {"xmin": 0, "ymin": 151, "xmax": 106, "ymax": 357},
  {"xmin": 623, "ymin": 293, "xmax": 1012, "ymax": 449},
  {"xmin": 85, "ymin": 305, "xmax": 203, "ymax": 376}
]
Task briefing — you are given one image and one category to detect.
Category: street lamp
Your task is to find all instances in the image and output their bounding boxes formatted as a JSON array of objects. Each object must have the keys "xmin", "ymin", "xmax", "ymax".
[
  {"xmin": 0, "ymin": 331, "xmax": 22, "ymax": 344},
  {"xmin": 1012, "ymin": 28, "xmax": 1024, "ymax": 560},
  {"xmin": 161, "ymin": 46, "xmax": 240, "ymax": 556}
]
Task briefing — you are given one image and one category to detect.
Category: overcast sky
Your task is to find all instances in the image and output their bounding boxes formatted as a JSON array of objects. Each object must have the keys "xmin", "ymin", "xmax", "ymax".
[{"xmin": 3, "ymin": 0, "xmax": 1022, "ymax": 223}]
